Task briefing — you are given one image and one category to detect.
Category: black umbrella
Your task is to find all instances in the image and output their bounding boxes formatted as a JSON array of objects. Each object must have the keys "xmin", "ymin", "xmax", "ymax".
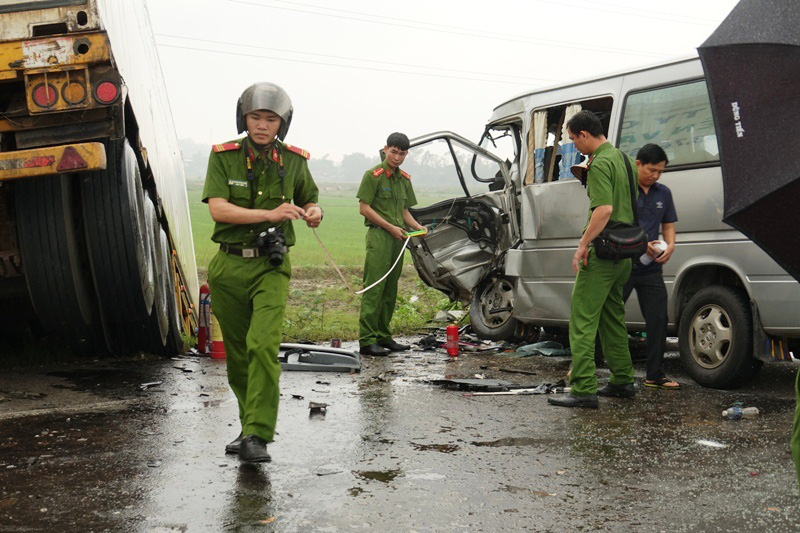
[{"xmin": 698, "ymin": 0, "xmax": 800, "ymax": 281}]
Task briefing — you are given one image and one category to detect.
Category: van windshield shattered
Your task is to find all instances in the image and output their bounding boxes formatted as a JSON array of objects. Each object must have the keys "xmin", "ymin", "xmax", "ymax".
[{"xmin": 479, "ymin": 127, "xmax": 516, "ymax": 166}]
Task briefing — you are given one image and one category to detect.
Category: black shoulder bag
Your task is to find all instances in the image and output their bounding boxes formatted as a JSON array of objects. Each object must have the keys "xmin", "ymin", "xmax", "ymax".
[{"xmin": 591, "ymin": 153, "xmax": 648, "ymax": 260}]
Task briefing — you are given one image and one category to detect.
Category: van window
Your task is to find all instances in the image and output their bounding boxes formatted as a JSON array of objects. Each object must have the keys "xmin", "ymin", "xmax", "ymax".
[
  {"xmin": 524, "ymin": 96, "xmax": 613, "ymax": 185},
  {"xmin": 619, "ymin": 80, "xmax": 719, "ymax": 167},
  {"xmin": 406, "ymin": 137, "xmax": 506, "ymax": 199}
]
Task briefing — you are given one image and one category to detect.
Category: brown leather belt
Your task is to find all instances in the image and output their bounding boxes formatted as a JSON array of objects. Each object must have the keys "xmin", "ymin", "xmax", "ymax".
[{"xmin": 219, "ymin": 243, "xmax": 262, "ymax": 258}]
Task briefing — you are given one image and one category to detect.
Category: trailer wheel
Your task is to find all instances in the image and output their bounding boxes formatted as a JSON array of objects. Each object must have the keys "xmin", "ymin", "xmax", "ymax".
[
  {"xmin": 16, "ymin": 175, "xmax": 109, "ymax": 354},
  {"xmin": 158, "ymin": 229, "xmax": 184, "ymax": 355},
  {"xmin": 678, "ymin": 285, "xmax": 761, "ymax": 389},
  {"xmin": 145, "ymin": 197, "xmax": 169, "ymax": 351},
  {"xmin": 81, "ymin": 139, "xmax": 156, "ymax": 351},
  {"xmin": 469, "ymin": 275, "xmax": 519, "ymax": 341}
]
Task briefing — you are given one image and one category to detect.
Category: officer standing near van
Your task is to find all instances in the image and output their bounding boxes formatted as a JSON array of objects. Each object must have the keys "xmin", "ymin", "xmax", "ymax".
[
  {"xmin": 623, "ymin": 143, "xmax": 680, "ymax": 389},
  {"xmin": 548, "ymin": 110, "xmax": 635, "ymax": 408},
  {"xmin": 203, "ymin": 82, "xmax": 321, "ymax": 461},
  {"xmin": 357, "ymin": 132, "xmax": 426, "ymax": 356}
]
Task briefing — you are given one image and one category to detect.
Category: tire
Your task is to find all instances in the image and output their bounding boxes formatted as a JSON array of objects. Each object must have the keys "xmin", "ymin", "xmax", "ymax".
[
  {"xmin": 469, "ymin": 275, "xmax": 520, "ymax": 341},
  {"xmin": 145, "ymin": 197, "xmax": 169, "ymax": 352},
  {"xmin": 678, "ymin": 285, "xmax": 761, "ymax": 389},
  {"xmin": 15, "ymin": 175, "xmax": 109, "ymax": 355},
  {"xmin": 81, "ymin": 139, "xmax": 156, "ymax": 351},
  {"xmin": 157, "ymin": 228, "xmax": 183, "ymax": 355}
]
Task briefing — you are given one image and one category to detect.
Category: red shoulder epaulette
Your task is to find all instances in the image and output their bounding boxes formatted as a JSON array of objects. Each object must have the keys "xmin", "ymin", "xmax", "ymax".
[
  {"xmin": 400, "ymin": 170, "xmax": 410, "ymax": 180},
  {"xmin": 212, "ymin": 142, "xmax": 241, "ymax": 153},
  {"xmin": 284, "ymin": 144, "xmax": 310, "ymax": 159},
  {"xmin": 372, "ymin": 167, "xmax": 385, "ymax": 178}
]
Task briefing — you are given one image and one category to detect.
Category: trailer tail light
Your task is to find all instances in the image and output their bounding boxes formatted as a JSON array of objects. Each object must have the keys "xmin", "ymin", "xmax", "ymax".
[
  {"xmin": 94, "ymin": 81, "xmax": 119, "ymax": 104},
  {"xmin": 32, "ymin": 83, "xmax": 58, "ymax": 108},
  {"xmin": 62, "ymin": 81, "xmax": 87, "ymax": 105}
]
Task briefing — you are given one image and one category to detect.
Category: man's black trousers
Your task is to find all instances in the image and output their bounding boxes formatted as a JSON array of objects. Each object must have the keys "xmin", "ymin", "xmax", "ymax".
[{"xmin": 622, "ymin": 270, "xmax": 669, "ymax": 381}]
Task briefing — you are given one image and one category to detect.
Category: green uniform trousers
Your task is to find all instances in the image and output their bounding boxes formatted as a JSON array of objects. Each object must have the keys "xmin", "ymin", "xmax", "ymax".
[
  {"xmin": 207, "ymin": 250, "xmax": 290, "ymax": 443},
  {"xmin": 359, "ymin": 227, "xmax": 405, "ymax": 346},
  {"xmin": 793, "ymin": 366, "xmax": 800, "ymax": 496},
  {"xmin": 569, "ymin": 249, "xmax": 634, "ymax": 396}
]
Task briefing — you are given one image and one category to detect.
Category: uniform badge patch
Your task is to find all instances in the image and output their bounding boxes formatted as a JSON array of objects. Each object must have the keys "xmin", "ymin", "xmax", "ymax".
[
  {"xmin": 284, "ymin": 144, "xmax": 310, "ymax": 159},
  {"xmin": 400, "ymin": 170, "xmax": 411, "ymax": 180},
  {"xmin": 228, "ymin": 179, "xmax": 248, "ymax": 187},
  {"xmin": 372, "ymin": 167, "xmax": 385, "ymax": 178},
  {"xmin": 212, "ymin": 142, "xmax": 241, "ymax": 153}
]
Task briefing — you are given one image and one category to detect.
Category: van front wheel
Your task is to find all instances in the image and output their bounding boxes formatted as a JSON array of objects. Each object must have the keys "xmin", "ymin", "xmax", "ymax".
[
  {"xmin": 678, "ymin": 285, "xmax": 761, "ymax": 389},
  {"xmin": 469, "ymin": 275, "xmax": 519, "ymax": 341}
]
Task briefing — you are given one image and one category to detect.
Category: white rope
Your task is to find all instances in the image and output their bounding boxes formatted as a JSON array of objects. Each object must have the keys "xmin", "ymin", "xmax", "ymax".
[
  {"xmin": 311, "ymin": 228, "xmax": 352, "ymax": 291},
  {"xmin": 355, "ymin": 236, "xmax": 411, "ymax": 295}
]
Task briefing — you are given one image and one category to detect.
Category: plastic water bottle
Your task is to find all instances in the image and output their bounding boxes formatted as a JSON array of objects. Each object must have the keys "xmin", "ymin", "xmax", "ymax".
[
  {"xmin": 722, "ymin": 406, "xmax": 759, "ymax": 420},
  {"xmin": 639, "ymin": 240, "xmax": 667, "ymax": 266}
]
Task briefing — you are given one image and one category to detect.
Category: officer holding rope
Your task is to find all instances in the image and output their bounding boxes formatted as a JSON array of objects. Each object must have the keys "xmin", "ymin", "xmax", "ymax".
[
  {"xmin": 357, "ymin": 132, "xmax": 425, "ymax": 356},
  {"xmin": 203, "ymin": 82, "xmax": 321, "ymax": 462}
]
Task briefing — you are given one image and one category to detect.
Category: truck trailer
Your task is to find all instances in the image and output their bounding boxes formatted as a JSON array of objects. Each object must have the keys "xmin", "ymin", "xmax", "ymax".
[{"xmin": 0, "ymin": 0, "xmax": 198, "ymax": 354}]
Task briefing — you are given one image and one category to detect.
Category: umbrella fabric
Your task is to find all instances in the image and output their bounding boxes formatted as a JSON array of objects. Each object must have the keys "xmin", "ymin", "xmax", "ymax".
[{"xmin": 698, "ymin": 0, "xmax": 800, "ymax": 281}]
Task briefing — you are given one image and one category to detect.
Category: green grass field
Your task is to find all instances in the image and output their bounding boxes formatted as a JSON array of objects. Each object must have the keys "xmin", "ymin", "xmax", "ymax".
[
  {"xmin": 189, "ymin": 182, "xmax": 462, "ymax": 341},
  {"xmin": 189, "ymin": 182, "xmax": 458, "ymax": 274}
]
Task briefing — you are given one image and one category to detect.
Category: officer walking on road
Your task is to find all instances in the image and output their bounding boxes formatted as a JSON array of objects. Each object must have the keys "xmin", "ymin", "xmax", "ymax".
[
  {"xmin": 203, "ymin": 82, "xmax": 321, "ymax": 462},
  {"xmin": 357, "ymin": 132, "xmax": 426, "ymax": 356}
]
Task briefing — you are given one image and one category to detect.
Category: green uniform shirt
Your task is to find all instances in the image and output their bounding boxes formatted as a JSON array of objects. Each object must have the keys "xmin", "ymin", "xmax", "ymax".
[
  {"xmin": 585, "ymin": 141, "xmax": 636, "ymax": 227},
  {"xmin": 202, "ymin": 137, "xmax": 319, "ymax": 247},
  {"xmin": 356, "ymin": 160, "xmax": 417, "ymax": 227}
]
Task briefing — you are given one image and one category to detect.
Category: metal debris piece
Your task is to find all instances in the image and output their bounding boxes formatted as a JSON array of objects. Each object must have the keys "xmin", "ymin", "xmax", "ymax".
[
  {"xmin": 291, "ymin": 394, "xmax": 304, "ymax": 400},
  {"xmin": 309, "ymin": 402, "xmax": 328, "ymax": 413},
  {"xmin": 139, "ymin": 381, "xmax": 163, "ymax": 391},
  {"xmin": 173, "ymin": 366, "xmax": 193, "ymax": 373},
  {"xmin": 697, "ymin": 439, "xmax": 728, "ymax": 448}
]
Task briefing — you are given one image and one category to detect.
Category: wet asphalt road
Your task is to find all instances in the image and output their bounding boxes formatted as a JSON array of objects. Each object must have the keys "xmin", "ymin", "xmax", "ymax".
[{"xmin": 0, "ymin": 340, "xmax": 799, "ymax": 532}]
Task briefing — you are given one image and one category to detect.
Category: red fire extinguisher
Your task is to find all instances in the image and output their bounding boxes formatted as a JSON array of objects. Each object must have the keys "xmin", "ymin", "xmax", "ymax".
[
  {"xmin": 197, "ymin": 283, "xmax": 211, "ymax": 354},
  {"xmin": 446, "ymin": 323, "xmax": 459, "ymax": 358}
]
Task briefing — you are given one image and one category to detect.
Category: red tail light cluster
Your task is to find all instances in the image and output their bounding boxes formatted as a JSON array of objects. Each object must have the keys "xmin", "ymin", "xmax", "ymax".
[
  {"xmin": 94, "ymin": 80, "xmax": 119, "ymax": 104},
  {"xmin": 32, "ymin": 83, "xmax": 58, "ymax": 108}
]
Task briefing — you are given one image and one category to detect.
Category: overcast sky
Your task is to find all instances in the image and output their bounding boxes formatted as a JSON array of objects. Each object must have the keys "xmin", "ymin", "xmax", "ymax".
[{"xmin": 145, "ymin": 0, "xmax": 738, "ymax": 161}]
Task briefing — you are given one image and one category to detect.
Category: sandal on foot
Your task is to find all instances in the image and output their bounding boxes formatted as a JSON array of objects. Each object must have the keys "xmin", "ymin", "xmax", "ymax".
[{"xmin": 645, "ymin": 377, "xmax": 681, "ymax": 389}]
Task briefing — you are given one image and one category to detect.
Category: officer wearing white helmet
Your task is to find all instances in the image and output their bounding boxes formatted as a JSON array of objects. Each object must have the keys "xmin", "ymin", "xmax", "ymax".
[{"xmin": 203, "ymin": 82, "xmax": 322, "ymax": 462}]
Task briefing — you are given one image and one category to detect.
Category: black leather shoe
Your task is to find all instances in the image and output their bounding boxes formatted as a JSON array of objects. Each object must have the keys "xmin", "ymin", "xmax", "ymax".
[
  {"xmin": 225, "ymin": 433, "xmax": 243, "ymax": 454},
  {"xmin": 547, "ymin": 393, "xmax": 599, "ymax": 408},
  {"xmin": 360, "ymin": 343, "xmax": 391, "ymax": 356},
  {"xmin": 378, "ymin": 340, "xmax": 410, "ymax": 352},
  {"xmin": 597, "ymin": 382, "xmax": 635, "ymax": 398},
  {"xmin": 239, "ymin": 435, "xmax": 271, "ymax": 463}
]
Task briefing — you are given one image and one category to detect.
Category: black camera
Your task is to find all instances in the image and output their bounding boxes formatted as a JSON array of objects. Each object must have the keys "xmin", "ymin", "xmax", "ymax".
[{"xmin": 256, "ymin": 227, "xmax": 288, "ymax": 266}]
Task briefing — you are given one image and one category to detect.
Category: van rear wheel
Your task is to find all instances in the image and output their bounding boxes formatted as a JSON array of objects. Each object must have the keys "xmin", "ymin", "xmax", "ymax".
[
  {"xmin": 678, "ymin": 285, "xmax": 760, "ymax": 389},
  {"xmin": 469, "ymin": 275, "xmax": 519, "ymax": 341}
]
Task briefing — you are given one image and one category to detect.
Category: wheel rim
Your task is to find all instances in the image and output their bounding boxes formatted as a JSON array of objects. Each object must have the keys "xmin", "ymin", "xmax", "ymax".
[
  {"xmin": 479, "ymin": 278, "xmax": 514, "ymax": 330},
  {"xmin": 688, "ymin": 303, "xmax": 734, "ymax": 369}
]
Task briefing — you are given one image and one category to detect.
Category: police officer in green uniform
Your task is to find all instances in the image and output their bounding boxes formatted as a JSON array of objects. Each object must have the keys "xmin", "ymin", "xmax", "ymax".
[
  {"xmin": 548, "ymin": 111, "xmax": 635, "ymax": 408},
  {"xmin": 357, "ymin": 132, "xmax": 425, "ymax": 356},
  {"xmin": 203, "ymin": 82, "xmax": 321, "ymax": 461}
]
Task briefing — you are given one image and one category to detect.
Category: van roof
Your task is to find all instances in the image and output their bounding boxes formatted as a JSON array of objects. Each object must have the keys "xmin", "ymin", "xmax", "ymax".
[{"xmin": 488, "ymin": 54, "xmax": 699, "ymax": 125}]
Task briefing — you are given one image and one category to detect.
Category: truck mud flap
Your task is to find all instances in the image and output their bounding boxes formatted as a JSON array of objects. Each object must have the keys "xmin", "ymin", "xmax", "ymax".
[{"xmin": 279, "ymin": 343, "xmax": 362, "ymax": 373}]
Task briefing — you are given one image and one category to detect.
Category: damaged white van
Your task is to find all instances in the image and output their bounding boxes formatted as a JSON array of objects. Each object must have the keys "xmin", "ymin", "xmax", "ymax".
[{"xmin": 407, "ymin": 55, "xmax": 800, "ymax": 389}]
